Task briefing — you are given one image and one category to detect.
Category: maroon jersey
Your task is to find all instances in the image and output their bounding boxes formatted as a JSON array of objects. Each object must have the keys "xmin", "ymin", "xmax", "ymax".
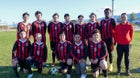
[
  {"xmin": 86, "ymin": 22, "xmax": 101, "ymax": 39},
  {"xmin": 31, "ymin": 42, "xmax": 47, "ymax": 62},
  {"xmin": 71, "ymin": 41, "xmax": 88, "ymax": 63},
  {"xmin": 100, "ymin": 18, "xmax": 116, "ymax": 40},
  {"xmin": 12, "ymin": 39, "xmax": 31, "ymax": 60},
  {"xmin": 48, "ymin": 22, "xmax": 63, "ymax": 43},
  {"xmin": 63, "ymin": 22, "xmax": 74, "ymax": 42},
  {"xmin": 88, "ymin": 40, "xmax": 108, "ymax": 60},
  {"xmin": 75, "ymin": 23, "xmax": 86, "ymax": 41},
  {"xmin": 32, "ymin": 20, "xmax": 47, "ymax": 43},
  {"xmin": 17, "ymin": 22, "xmax": 31, "ymax": 39},
  {"xmin": 56, "ymin": 41, "xmax": 72, "ymax": 61}
]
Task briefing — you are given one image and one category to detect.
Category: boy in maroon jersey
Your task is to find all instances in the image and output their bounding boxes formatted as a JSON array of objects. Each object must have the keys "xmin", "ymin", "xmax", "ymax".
[
  {"xmin": 88, "ymin": 29, "xmax": 108, "ymax": 78},
  {"xmin": 32, "ymin": 11, "xmax": 47, "ymax": 44},
  {"xmin": 71, "ymin": 33, "xmax": 88, "ymax": 78},
  {"xmin": 115, "ymin": 13, "xmax": 134, "ymax": 76},
  {"xmin": 26, "ymin": 33, "xmax": 47, "ymax": 77},
  {"xmin": 63, "ymin": 13, "xmax": 74, "ymax": 42},
  {"xmin": 86, "ymin": 13, "xmax": 101, "ymax": 41},
  {"xmin": 75, "ymin": 15, "xmax": 86, "ymax": 42},
  {"xmin": 17, "ymin": 12, "xmax": 31, "ymax": 39},
  {"xmin": 55, "ymin": 31, "xmax": 73, "ymax": 78},
  {"xmin": 48, "ymin": 13, "xmax": 63, "ymax": 66},
  {"xmin": 12, "ymin": 31, "xmax": 31, "ymax": 78},
  {"xmin": 100, "ymin": 8, "xmax": 116, "ymax": 71}
]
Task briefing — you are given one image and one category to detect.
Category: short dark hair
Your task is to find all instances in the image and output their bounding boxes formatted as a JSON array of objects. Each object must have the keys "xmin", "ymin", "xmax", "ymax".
[
  {"xmin": 23, "ymin": 12, "xmax": 29, "ymax": 17},
  {"xmin": 89, "ymin": 12, "xmax": 97, "ymax": 18},
  {"xmin": 35, "ymin": 11, "xmax": 42, "ymax": 16},
  {"xmin": 91, "ymin": 29, "xmax": 100, "ymax": 35},
  {"xmin": 64, "ymin": 13, "xmax": 70, "ymax": 17},
  {"xmin": 59, "ymin": 31, "xmax": 65, "ymax": 36},
  {"xmin": 53, "ymin": 13, "xmax": 59, "ymax": 18},
  {"xmin": 104, "ymin": 8, "xmax": 112, "ymax": 13},
  {"xmin": 121, "ymin": 13, "xmax": 127, "ymax": 17},
  {"xmin": 74, "ymin": 33, "xmax": 80, "ymax": 36},
  {"xmin": 78, "ymin": 15, "xmax": 84, "ymax": 19}
]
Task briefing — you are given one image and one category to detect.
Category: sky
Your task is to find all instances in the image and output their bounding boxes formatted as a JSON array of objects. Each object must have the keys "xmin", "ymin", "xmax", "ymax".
[{"xmin": 0, "ymin": 0, "xmax": 140, "ymax": 24}]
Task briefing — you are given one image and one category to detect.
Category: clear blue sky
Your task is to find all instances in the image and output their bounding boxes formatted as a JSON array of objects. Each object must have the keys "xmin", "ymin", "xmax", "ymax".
[{"xmin": 0, "ymin": 0, "xmax": 140, "ymax": 24}]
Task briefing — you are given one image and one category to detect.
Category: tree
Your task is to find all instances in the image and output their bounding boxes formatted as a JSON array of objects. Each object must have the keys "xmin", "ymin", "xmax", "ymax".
[{"xmin": 129, "ymin": 12, "xmax": 137, "ymax": 22}]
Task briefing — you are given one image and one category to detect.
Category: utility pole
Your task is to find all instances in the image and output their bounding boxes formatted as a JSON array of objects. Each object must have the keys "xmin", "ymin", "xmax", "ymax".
[{"xmin": 112, "ymin": 0, "xmax": 114, "ymax": 17}]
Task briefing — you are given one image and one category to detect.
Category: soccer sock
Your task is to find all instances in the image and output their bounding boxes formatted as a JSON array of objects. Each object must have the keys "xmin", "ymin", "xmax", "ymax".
[
  {"xmin": 13, "ymin": 66, "xmax": 19, "ymax": 76},
  {"xmin": 102, "ymin": 70, "xmax": 108, "ymax": 77},
  {"xmin": 67, "ymin": 65, "xmax": 72, "ymax": 74},
  {"xmin": 52, "ymin": 52, "xmax": 55, "ymax": 63}
]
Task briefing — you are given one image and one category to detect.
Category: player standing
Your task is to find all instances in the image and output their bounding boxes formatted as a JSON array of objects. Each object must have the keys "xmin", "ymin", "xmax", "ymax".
[
  {"xmin": 100, "ymin": 8, "xmax": 116, "ymax": 71},
  {"xmin": 48, "ymin": 13, "xmax": 64, "ymax": 66}
]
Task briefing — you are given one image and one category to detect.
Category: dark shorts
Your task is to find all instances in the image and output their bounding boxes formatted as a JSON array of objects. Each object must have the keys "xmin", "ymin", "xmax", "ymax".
[
  {"xmin": 91, "ymin": 60, "xmax": 100, "ymax": 73},
  {"xmin": 17, "ymin": 59, "xmax": 28, "ymax": 69},
  {"xmin": 50, "ymin": 41, "xmax": 58, "ymax": 51},
  {"xmin": 59, "ymin": 62, "xmax": 68, "ymax": 70},
  {"xmin": 103, "ymin": 38, "xmax": 114, "ymax": 51}
]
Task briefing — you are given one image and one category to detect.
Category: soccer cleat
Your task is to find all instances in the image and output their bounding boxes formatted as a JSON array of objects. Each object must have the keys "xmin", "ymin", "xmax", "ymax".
[
  {"xmin": 66, "ymin": 74, "xmax": 71, "ymax": 78},
  {"xmin": 80, "ymin": 74, "xmax": 87, "ymax": 78},
  {"xmin": 51, "ymin": 62, "xmax": 55, "ymax": 66},
  {"xmin": 116, "ymin": 71, "xmax": 121, "ymax": 76},
  {"xmin": 108, "ymin": 64, "xmax": 113, "ymax": 72},
  {"xmin": 27, "ymin": 74, "xmax": 33, "ymax": 78},
  {"xmin": 125, "ymin": 70, "xmax": 132, "ymax": 76}
]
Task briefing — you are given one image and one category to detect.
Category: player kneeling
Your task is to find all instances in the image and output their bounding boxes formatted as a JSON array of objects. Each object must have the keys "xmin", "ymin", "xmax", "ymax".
[
  {"xmin": 12, "ymin": 31, "xmax": 31, "ymax": 78},
  {"xmin": 88, "ymin": 29, "xmax": 108, "ymax": 78},
  {"xmin": 26, "ymin": 33, "xmax": 47, "ymax": 78},
  {"xmin": 71, "ymin": 33, "xmax": 88, "ymax": 78},
  {"xmin": 56, "ymin": 31, "xmax": 73, "ymax": 78}
]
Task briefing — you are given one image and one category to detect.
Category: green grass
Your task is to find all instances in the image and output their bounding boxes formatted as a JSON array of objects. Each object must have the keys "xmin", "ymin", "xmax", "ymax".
[{"xmin": 0, "ymin": 31, "xmax": 140, "ymax": 78}]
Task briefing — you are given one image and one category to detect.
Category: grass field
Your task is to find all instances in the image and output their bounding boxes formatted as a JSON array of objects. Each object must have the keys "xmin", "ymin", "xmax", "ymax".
[{"xmin": 0, "ymin": 31, "xmax": 140, "ymax": 78}]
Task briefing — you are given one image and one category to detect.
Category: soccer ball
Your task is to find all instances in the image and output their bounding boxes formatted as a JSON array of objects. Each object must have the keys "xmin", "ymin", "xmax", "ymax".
[{"xmin": 50, "ymin": 67, "xmax": 58, "ymax": 75}]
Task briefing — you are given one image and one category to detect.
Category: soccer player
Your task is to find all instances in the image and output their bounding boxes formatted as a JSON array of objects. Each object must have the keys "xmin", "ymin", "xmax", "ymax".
[
  {"xmin": 71, "ymin": 33, "xmax": 88, "ymax": 78},
  {"xmin": 12, "ymin": 30, "xmax": 31, "ymax": 78},
  {"xmin": 48, "ymin": 13, "xmax": 63, "ymax": 66},
  {"xmin": 115, "ymin": 13, "xmax": 134, "ymax": 76},
  {"xmin": 17, "ymin": 12, "xmax": 31, "ymax": 39},
  {"xmin": 63, "ymin": 13, "xmax": 74, "ymax": 42},
  {"xmin": 32, "ymin": 11, "xmax": 47, "ymax": 44},
  {"xmin": 75, "ymin": 15, "xmax": 86, "ymax": 42},
  {"xmin": 55, "ymin": 31, "xmax": 73, "ymax": 78},
  {"xmin": 86, "ymin": 13, "xmax": 101, "ymax": 40},
  {"xmin": 26, "ymin": 33, "xmax": 47, "ymax": 77},
  {"xmin": 88, "ymin": 29, "xmax": 108, "ymax": 78},
  {"xmin": 100, "ymin": 8, "xmax": 116, "ymax": 71}
]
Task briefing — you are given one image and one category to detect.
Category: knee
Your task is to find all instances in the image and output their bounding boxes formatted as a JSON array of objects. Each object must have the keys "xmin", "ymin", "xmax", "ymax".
[
  {"xmin": 92, "ymin": 71, "xmax": 99, "ymax": 78},
  {"xmin": 12, "ymin": 59, "xmax": 18, "ymax": 67},
  {"xmin": 67, "ymin": 59, "xmax": 73, "ymax": 65},
  {"xmin": 99, "ymin": 60, "xmax": 107, "ymax": 70}
]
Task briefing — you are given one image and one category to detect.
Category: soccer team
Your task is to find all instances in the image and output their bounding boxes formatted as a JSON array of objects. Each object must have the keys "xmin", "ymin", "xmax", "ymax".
[{"xmin": 12, "ymin": 8, "xmax": 134, "ymax": 78}]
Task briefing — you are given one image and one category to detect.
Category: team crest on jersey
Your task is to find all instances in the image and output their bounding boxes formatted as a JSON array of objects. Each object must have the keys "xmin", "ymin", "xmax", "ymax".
[
  {"xmin": 69, "ymin": 25, "xmax": 72, "ymax": 28},
  {"xmin": 77, "ymin": 49, "xmax": 80, "ymax": 53},
  {"xmin": 41, "ymin": 23, "xmax": 44, "ymax": 27},
  {"xmin": 37, "ymin": 50, "xmax": 40, "ymax": 56}
]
